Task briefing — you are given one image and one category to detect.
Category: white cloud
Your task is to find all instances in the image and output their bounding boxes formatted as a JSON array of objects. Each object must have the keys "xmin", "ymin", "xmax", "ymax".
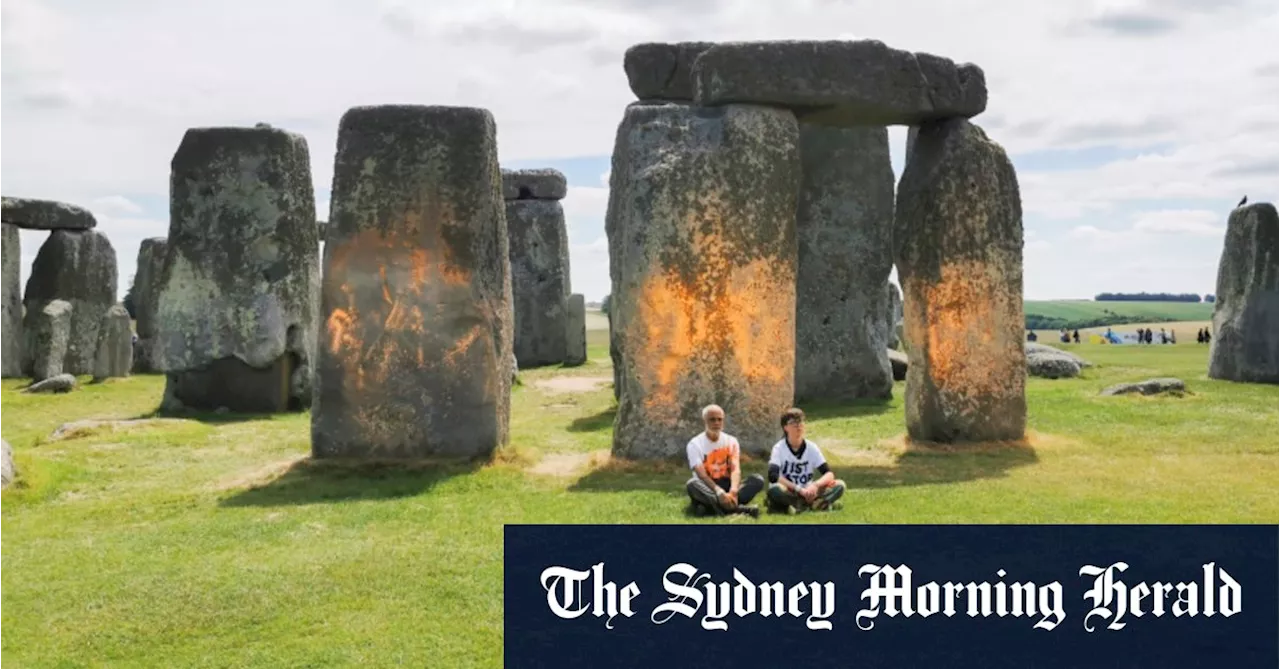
[
  {"xmin": 1, "ymin": 0, "xmax": 1275, "ymax": 303},
  {"xmin": 1131, "ymin": 209, "xmax": 1225, "ymax": 236}
]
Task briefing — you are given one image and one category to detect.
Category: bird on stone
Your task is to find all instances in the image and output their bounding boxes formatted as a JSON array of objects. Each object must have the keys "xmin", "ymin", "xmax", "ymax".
[{"xmin": 1237, "ymin": 195, "xmax": 1248, "ymax": 207}]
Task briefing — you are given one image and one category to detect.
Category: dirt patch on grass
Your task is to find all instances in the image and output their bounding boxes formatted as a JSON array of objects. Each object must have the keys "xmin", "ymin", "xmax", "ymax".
[
  {"xmin": 533, "ymin": 376, "xmax": 611, "ymax": 394},
  {"xmin": 213, "ymin": 455, "xmax": 309, "ymax": 491},
  {"xmin": 530, "ymin": 452, "xmax": 598, "ymax": 477}
]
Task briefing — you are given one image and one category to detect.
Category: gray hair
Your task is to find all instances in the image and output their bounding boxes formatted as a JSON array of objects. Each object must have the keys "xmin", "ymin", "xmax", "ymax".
[{"xmin": 701, "ymin": 404, "xmax": 724, "ymax": 420}]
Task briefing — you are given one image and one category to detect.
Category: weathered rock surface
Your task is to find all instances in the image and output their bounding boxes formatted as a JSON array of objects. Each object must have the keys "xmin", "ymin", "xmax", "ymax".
[
  {"xmin": 314, "ymin": 105, "xmax": 512, "ymax": 459},
  {"xmin": 886, "ymin": 281, "xmax": 903, "ymax": 350},
  {"xmin": 1, "ymin": 439, "xmax": 14, "ymax": 488},
  {"xmin": 607, "ymin": 102, "xmax": 801, "ymax": 458},
  {"xmin": 1026, "ymin": 351, "xmax": 1080, "ymax": 379},
  {"xmin": 887, "ymin": 348, "xmax": 908, "ymax": 381},
  {"xmin": 1208, "ymin": 202, "xmax": 1278, "ymax": 384},
  {"xmin": 506, "ymin": 199, "xmax": 570, "ymax": 368},
  {"xmin": 1100, "ymin": 378, "xmax": 1186, "ymax": 396},
  {"xmin": 1, "ymin": 197, "xmax": 97, "ymax": 230},
  {"xmin": 794, "ymin": 123, "xmax": 895, "ymax": 402},
  {"xmin": 1026, "ymin": 342, "xmax": 1091, "ymax": 368},
  {"xmin": 156, "ymin": 125, "xmax": 319, "ymax": 410},
  {"xmin": 502, "ymin": 168, "xmax": 567, "ymax": 201},
  {"xmin": 624, "ymin": 42, "xmax": 715, "ymax": 101},
  {"xmin": 692, "ymin": 40, "xmax": 988, "ymax": 127},
  {"xmin": 23, "ymin": 230, "xmax": 117, "ymax": 375},
  {"xmin": 25, "ymin": 299, "xmax": 73, "ymax": 382},
  {"xmin": 2, "ymin": 223, "xmax": 20, "ymax": 377},
  {"xmin": 132, "ymin": 237, "xmax": 167, "ymax": 372},
  {"xmin": 24, "ymin": 373, "xmax": 77, "ymax": 393},
  {"xmin": 564, "ymin": 293, "xmax": 587, "ymax": 367},
  {"xmin": 93, "ymin": 304, "xmax": 133, "ymax": 380},
  {"xmin": 895, "ymin": 118, "xmax": 1025, "ymax": 443}
]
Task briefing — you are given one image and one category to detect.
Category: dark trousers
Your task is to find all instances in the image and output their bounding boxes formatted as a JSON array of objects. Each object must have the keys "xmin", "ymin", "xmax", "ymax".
[{"xmin": 686, "ymin": 473, "xmax": 765, "ymax": 511}]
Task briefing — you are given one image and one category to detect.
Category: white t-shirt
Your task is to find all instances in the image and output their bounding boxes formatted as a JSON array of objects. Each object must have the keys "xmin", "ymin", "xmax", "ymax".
[
  {"xmin": 769, "ymin": 439, "xmax": 828, "ymax": 487},
  {"xmin": 686, "ymin": 431, "xmax": 740, "ymax": 482}
]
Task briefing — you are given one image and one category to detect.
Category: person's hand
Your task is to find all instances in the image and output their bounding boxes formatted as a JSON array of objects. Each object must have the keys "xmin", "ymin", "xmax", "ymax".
[
  {"xmin": 801, "ymin": 484, "xmax": 818, "ymax": 502},
  {"xmin": 718, "ymin": 490, "xmax": 737, "ymax": 509}
]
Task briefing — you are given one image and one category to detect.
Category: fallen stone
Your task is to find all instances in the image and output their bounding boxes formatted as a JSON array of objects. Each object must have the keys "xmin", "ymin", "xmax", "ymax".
[
  {"xmin": 47, "ymin": 418, "xmax": 185, "ymax": 441},
  {"xmin": 607, "ymin": 102, "xmax": 801, "ymax": 458},
  {"xmin": 25, "ymin": 299, "xmax": 73, "ymax": 381},
  {"xmin": 162, "ymin": 357, "xmax": 295, "ymax": 413},
  {"xmin": 1100, "ymin": 378, "xmax": 1186, "ymax": 396},
  {"xmin": 1, "ymin": 439, "xmax": 14, "ymax": 488},
  {"xmin": 623, "ymin": 41, "xmax": 715, "ymax": 101},
  {"xmin": 507, "ymin": 199, "xmax": 570, "ymax": 368},
  {"xmin": 23, "ymin": 230, "xmax": 117, "ymax": 375},
  {"xmin": 93, "ymin": 304, "xmax": 133, "ymax": 380},
  {"xmin": 1026, "ymin": 351, "xmax": 1080, "ymax": 379},
  {"xmin": 156, "ymin": 125, "xmax": 319, "ymax": 410},
  {"xmin": 887, "ymin": 348, "xmax": 908, "ymax": 381},
  {"xmin": 692, "ymin": 40, "xmax": 988, "ymax": 127},
  {"xmin": 24, "ymin": 373, "xmax": 77, "ymax": 393},
  {"xmin": 1, "ymin": 196, "xmax": 97, "ymax": 230},
  {"xmin": 2, "ymin": 223, "xmax": 20, "ymax": 377},
  {"xmin": 132, "ymin": 237, "xmax": 167, "ymax": 372},
  {"xmin": 795, "ymin": 123, "xmax": 895, "ymax": 402},
  {"xmin": 314, "ymin": 105, "xmax": 513, "ymax": 458},
  {"xmin": 564, "ymin": 293, "xmax": 587, "ymax": 367},
  {"xmin": 502, "ymin": 168, "xmax": 567, "ymax": 201},
  {"xmin": 1026, "ymin": 342, "xmax": 1092, "ymax": 368},
  {"xmin": 895, "ymin": 118, "xmax": 1025, "ymax": 443},
  {"xmin": 1208, "ymin": 202, "xmax": 1278, "ymax": 384}
]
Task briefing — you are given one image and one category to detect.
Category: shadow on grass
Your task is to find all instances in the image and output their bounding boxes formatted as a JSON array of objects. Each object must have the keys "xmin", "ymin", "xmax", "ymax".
[
  {"xmin": 128, "ymin": 406, "xmax": 292, "ymax": 425},
  {"xmin": 218, "ymin": 457, "xmax": 484, "ymax": 507},
  {"xmin": 802, "ymin": 396, "xmax": 896, "ymax": 420},
  {"xmin": 566, "ymin": 439, "xmax": 1038, "ymax": 494},
  {"xmin": 568, "ymin": 406, "xmax": 616, "ymax": 433}
]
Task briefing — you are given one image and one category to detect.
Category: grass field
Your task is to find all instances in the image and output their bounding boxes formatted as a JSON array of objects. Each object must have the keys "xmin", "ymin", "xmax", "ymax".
[
  {"xmin": 1025, "ymin": 299, "xmax": 1213, "ymax": 324},
  {"xmin": 2, "ymin": 326, "xmax": 1276, "ymax": 666}
]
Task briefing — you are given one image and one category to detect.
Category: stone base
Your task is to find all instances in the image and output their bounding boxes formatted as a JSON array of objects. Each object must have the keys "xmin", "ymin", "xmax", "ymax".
[{"xmin": 163, "ymin": 355, "xmax": 299, "ymax": 413}]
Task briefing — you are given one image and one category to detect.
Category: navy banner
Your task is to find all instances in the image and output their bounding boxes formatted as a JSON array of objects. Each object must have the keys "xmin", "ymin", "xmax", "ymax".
[{"xmin": 505, "ymin": 525, "xmax": 1277, "ymax": 668}]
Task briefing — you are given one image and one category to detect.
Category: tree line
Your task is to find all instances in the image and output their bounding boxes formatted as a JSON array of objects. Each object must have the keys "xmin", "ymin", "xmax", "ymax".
[{"xmin": 1094, "ymin": 292, "xmax": 1211, "ymax": 303}]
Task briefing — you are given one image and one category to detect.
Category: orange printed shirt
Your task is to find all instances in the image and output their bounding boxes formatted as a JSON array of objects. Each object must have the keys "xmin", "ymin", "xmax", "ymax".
[{"xmin": 686, "ymin": 432, "xmax": 740, "ymax": 482}]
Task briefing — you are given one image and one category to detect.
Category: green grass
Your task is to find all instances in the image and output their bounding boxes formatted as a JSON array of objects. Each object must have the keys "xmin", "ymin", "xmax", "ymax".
[{"xmin": 2, "ymin": 338, "xmax": 1276, "ymax": 667}]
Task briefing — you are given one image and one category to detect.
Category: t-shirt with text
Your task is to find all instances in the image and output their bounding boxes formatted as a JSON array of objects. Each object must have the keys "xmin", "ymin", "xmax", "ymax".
[
  {"xmin": 769, "ymin": 439, "xmax": 828, "ymax": 487},
  {"xmin": 687, "ymin": 432, "xmax": 740, "ymax": 482}
]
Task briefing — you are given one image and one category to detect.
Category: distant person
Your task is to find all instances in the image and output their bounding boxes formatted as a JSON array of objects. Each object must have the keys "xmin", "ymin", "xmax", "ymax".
[
  {"xmin": 1027, "ymin": 330, "xmax": 1038, "ymax": 342},
  {"xmin": 1104, "ymin": 327, "xmax": 1114, "ymax": 343},
  {"xmin": 685, "ymin": 404, "xmax": 763, "ymax": 518},
  {"xmin": 1159, "ymin": 328, "xmax": 1168, "ymax": 344},
  {"xmin": 1072, "ymin": 329, "xmax": 1080, "ymax": 344},
  {"xmin": 1204, "ymin": 329, "xmax": 1211, "ymax": 344},
  {"xmin": 1060, "ymin": 329, "xmax": 1070, "ymax": 343},
  {"xmin": 1170, "ymin": 330, "xmax": 1176, "ymax": 345},
  {"xmin": 1197, "ymin": 328, "xmax": 1205, "ymax": 344},
  {"xmin": 766, "ymin": 408, "xmax": 845, "ymax": 513}
]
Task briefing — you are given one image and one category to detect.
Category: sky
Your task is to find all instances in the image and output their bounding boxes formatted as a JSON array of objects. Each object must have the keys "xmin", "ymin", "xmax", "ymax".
[{"xmin": 3, "ymin": 0, "xmax": 1277, "ymax": 304}]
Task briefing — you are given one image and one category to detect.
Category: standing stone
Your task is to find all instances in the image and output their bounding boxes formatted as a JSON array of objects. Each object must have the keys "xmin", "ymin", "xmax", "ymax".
[
  {"xmin": 156, "ymin": 126, "xmax": 319, "ymax": 412},
  {"xmin": 502, "ymin": 169, "xmax": 568, "ymax": 201},
  {"xmin": 93, "ymin": 304, "xmax": 133, "ymax": 380},
  {"xmin": 132, "ymin": 237, "xmax": 167, "ymax": 372},
  {"xmin": 564, "ymin": 293, "xmax": 587, "ymax": 367},
  {"xmin": 1208, "ymin": 202, "xmax": 1278, "ymax": 384},
  {"xmin": 506, "ymin": 198, "xmax": 570, "ymax": 367},
  {"xmin": 26, "ymin": 299, "xmax": 72, "ymax": 382},
  {"xmin": 895, "ymin": 118, "xmax": 1025, "ymax": 443},
  {"xmin": 2, "ymin": 223, "xmax": 20, "ymax": 377},
  {"xmin": 886, "ymin": 281, "xmax": 903, "ymax": 350},
  {"xmin": 607, "ymin": 102, "xmax": 801, "ymax": 458},
  {"xmin": 313, "ymin": 105, "xmax": 512, "ymax": 459},
  {"xmin": 794, "ymin": 123, "xmax": 895, "ymax": 402},
  {"xmin": 22, "ymin": 230, "xmax": 117, "ymax": 376}
]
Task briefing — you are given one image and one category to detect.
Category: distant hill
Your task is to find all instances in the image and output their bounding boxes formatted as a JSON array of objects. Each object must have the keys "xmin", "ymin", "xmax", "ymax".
[{"xmin": 1025, "ymin": 300, "xmax": 1213, "ymax": 330}]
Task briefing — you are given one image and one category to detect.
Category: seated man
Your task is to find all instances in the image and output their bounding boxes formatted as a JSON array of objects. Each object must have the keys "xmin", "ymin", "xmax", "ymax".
[
  {"xmin": 766, "ymin": 408, "xmax": 845, "ymax": 513},
  {"xmin": 685, "ymin": 404, "xmax": 763, "ymax": 518}
]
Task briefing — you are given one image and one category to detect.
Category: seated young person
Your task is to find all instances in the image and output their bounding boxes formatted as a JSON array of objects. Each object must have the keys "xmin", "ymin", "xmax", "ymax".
[
  {"xmin": 685, "ymin": 404, "xmax": 764, "ymax": 518},
  {"xmin": 766, "ymin": 408, "xmax": 845, "ymax": 513}
]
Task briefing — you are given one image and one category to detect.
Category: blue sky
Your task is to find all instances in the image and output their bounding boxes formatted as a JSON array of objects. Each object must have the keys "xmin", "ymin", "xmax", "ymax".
[{"xmin": 4, "ymin": 0, "xmax": 1277, "ymax": 303}]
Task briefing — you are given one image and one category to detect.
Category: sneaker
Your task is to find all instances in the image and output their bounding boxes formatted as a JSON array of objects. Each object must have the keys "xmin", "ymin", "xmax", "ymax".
[{"xmin": 737, "ymin": 505, "xmax": 760, "ymax": 518}]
